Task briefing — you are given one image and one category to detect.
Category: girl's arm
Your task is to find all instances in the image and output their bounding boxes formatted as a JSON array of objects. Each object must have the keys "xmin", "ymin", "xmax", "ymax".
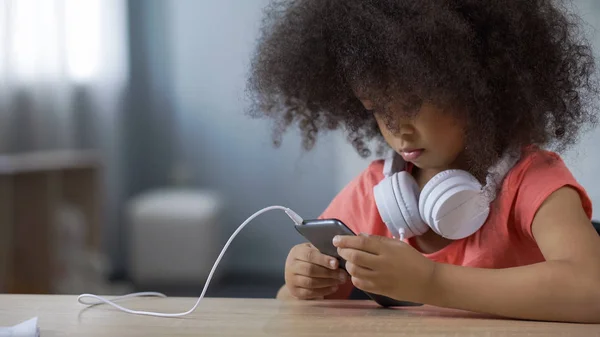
[
  {"xmin": 428, "ymin": 186, "xmax": 600, "ymax": 323},
  {"xmin": 334, "ymin": 186, "xmax": 600, "ymax": 323}
]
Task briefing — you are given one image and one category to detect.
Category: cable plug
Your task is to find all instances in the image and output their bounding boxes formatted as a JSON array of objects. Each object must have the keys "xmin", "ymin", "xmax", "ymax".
[{"xmin": 284, "ymin": 208, "xmax": 304, "ymax": 226}]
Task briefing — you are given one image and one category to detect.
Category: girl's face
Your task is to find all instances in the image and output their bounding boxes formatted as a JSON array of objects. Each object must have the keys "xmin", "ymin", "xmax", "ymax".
[{"xmin": 361, "ymin": 98, "xmax": 467, "ymax": 171}]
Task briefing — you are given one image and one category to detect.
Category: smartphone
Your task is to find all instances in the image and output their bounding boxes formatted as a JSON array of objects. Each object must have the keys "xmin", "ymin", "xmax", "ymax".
[{"xmin": 294, "ymin": 218, "xmax": 422, "ymax": 308}]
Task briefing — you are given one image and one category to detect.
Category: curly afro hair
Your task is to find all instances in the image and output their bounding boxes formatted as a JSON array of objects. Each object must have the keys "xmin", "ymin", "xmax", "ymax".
[{"xmin": 245, "ymin": 0, "xmax": 599, "ymax": 179}]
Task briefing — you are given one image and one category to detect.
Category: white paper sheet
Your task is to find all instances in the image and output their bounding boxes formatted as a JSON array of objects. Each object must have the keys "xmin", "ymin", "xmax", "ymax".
[{"xmin": 0, "ymin": 317, "xmax": 39, "ymax": 337}]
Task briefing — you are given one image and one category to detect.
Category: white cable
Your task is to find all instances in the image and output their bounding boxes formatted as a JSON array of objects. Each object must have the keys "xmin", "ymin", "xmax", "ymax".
[{"xmin": 77, "ymin": 205, "xmax": 304, "ymax": 317}]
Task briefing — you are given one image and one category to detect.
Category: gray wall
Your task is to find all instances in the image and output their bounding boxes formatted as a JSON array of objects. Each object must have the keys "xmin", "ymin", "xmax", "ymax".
[
  {"xmin": 561, "ymin": 0, "xmax": 600, "ymax": 215},
  {"xmin": 165, "ymin": 0, "xmax": 341, "ymax": 277},
  {"xmin": 114, "ymin": 0, "xmax": 179, "ymax": 274}
]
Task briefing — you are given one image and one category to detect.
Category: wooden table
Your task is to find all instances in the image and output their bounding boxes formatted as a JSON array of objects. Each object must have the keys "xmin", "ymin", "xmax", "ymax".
[{"xmin": 0, "ymin": 295, "xmax": 598, "ymax": 336}]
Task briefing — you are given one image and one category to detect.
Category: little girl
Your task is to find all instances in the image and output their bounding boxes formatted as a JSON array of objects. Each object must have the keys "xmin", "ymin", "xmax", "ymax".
[{"xmin": 246, "ymin": 0, "xmax": 600, "ymax": 323}]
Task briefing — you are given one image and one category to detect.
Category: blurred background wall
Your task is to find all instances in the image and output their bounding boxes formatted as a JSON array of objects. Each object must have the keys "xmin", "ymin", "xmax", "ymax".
[{"xmin": 0, "ymin": 0, "xmax": 598, "ymax": 298}]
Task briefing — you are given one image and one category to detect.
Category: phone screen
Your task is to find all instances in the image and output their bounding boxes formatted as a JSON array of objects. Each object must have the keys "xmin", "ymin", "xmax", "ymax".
[{"xmin": 294, "ymin": 218, "xmax": 355, "ymax": 266}]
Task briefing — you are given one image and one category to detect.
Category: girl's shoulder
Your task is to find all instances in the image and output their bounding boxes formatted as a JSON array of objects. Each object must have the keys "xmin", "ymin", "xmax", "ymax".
[
  {"xmin": 317, "ymin": 158, "xmax": 389, "ymax": 236},
  {"xmin": 504, "ymin": 146, "xmax": 586, "ymax": 199},
  {"xmin": 500, "ymin": 146, "xmax": 593, "ymax": 240},
  {"xmin": 509, "ymin": 146, "xmax": 568, "ymax": 180}
]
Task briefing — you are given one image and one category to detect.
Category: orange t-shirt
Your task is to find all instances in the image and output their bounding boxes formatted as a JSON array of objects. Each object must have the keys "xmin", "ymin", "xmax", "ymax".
[{"xmin": 320, "ymin": 148, "xmax": 593, "ymax": 298}]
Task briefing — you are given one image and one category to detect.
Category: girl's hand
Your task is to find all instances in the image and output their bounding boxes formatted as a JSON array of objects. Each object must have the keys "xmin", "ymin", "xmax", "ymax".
[
  {"xmin": 283, "ymin": 243, "xmax": 348, "ymax": 300},
  {"xmin": 332, "ymin": 234, "xmax": 437, "ymax": 303}
]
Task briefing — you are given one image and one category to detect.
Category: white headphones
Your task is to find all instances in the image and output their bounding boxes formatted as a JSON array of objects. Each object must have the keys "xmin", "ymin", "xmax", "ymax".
[{"xmin": 373, "ymin": 152, "xmax": 517, "ymax": 240}]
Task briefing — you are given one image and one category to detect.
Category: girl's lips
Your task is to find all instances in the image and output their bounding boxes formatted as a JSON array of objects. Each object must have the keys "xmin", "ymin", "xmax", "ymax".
[{"xmin": 400, "ymin": 149, "xmax": 424, "ymax": 161}]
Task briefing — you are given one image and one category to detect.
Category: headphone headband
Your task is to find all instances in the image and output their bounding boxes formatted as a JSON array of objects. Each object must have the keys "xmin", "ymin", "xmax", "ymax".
[
  {"xmin": 382, "ymin": 151, "xmax": 519, "ymax": 201},
  {"xmin": 482, "ymin": 151, "xmax": 520, "ymax": 202},
  {"xmin": 382, "ymin": 153, "xmax": 406, "ymax": 177}
]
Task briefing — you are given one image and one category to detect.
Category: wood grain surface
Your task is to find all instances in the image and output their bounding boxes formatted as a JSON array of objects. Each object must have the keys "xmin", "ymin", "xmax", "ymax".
[{"xmin": 0, "ymin": 295, "xmax": 598, "ymax": 336}]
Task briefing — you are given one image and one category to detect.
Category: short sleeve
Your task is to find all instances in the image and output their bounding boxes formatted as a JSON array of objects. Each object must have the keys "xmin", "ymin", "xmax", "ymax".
[
  {"xmin": 511, "ymin": 150, "xmax": 593, "ymax": 241},
  {"xmin": 318, "ymin": 160, "xmax": 392, "ymax": 237}
]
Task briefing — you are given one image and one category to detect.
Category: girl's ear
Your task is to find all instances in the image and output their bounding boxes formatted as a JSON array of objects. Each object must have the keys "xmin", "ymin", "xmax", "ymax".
[
  {"xmin": 352, "ymin": 86, "xmax": 374, "ymax": 110},
  {"xmin": 357, "ymin": 97, "xmax": 374, "ymax": 111}
]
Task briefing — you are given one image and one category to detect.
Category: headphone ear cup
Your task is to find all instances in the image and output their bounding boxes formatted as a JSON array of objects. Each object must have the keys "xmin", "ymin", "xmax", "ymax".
[
  {"xmin": 392, "ymin": 172, "xmax": 428, "ymax": 237},
  {"xmin": 374, "ymin": 172, "xmax": 426, "ymax": 239},
  {"xmin": 419, "ymin": 170, "xmax": 457, "ymax": 226},
  {"xmin": 419, "ymin": 170, "xmax": 489, "ymax": 239},
  {"xmin": 373, "ymin": 176, "xmax": 402, "ymax": 238}
]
